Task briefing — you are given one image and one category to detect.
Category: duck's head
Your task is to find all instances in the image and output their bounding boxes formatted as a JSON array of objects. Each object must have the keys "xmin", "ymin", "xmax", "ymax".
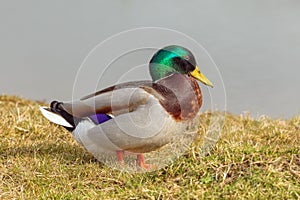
[{"xmin": 149, "ymin": 45, "xmax": 213, "ymax": 87}]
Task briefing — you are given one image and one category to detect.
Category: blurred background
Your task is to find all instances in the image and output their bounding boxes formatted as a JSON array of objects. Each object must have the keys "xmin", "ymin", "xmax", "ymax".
[{"xmin": 0, "ymin": 1, "xmax": 299, "ymax": 118}]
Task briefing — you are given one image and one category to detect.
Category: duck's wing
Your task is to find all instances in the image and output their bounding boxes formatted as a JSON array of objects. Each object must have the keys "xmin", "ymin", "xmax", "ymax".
[{"xmin": 60, "ymin": 81, "xmax": 165, "ymax": 118}]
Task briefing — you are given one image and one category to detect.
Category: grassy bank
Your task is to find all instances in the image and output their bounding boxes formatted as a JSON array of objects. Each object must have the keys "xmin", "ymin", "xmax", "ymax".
[{"xmin": 0, "ymin": 95, "xmax": 299, "ymax": 199}]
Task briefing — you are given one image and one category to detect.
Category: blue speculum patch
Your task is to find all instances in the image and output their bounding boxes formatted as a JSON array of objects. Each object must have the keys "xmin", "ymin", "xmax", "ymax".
[{"xmin": 89, "ymin": 114, "xmax": 112, "ymax": 124}]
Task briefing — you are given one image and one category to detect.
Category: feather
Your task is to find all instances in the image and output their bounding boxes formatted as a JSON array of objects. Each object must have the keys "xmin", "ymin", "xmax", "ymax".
[
  {"xmin": 39, "ymin": 107, "xmax": 73, "ymax": 128},
  {"xmin": 61, "ymin": 86, "xmax": 154, "ymax": 118}
]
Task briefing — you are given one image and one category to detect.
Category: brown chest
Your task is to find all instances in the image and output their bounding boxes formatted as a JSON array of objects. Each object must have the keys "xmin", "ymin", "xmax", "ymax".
[{"xmin": 154, "ymin": 74, "xmax": 202, "ymax": 121}]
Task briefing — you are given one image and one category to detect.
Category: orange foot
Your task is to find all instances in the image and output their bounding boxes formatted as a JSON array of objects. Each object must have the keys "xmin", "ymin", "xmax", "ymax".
[
  {"xmin": 136, "ymin": 154, "xmax": 156, "ymax": 170},
  {"xmin": 116, "ymin": 150, "xmax": 125, "ymax": 167}
]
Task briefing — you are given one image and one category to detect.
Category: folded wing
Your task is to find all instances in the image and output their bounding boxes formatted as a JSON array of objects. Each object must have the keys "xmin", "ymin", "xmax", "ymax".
[{"xmin": 60, "ymin": 81, "xmax": 164, "ymax": 118}]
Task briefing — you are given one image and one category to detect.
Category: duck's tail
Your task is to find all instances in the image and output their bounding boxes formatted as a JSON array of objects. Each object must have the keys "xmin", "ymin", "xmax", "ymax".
[{"xmin": 40, "ymin": 101, "xmax": 78, "ymax": 131}]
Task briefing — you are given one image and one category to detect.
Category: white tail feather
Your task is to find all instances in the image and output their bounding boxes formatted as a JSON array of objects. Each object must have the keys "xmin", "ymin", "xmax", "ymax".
[{"xmin": 39, "ymin": 107, "xmax": 73, "ymax": 128}]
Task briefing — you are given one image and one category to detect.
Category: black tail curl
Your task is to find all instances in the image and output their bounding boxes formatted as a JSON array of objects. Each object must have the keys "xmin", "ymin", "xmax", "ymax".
[{"xmin": 50, "ymin": 101, "xmax": 80, "ymax": 132}]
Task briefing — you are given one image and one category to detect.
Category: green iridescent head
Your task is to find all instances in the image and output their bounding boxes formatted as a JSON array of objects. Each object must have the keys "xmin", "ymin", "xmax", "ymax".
[{"xmin": 149, "ymin": 45, "xmax": 213, "ymax": 87}]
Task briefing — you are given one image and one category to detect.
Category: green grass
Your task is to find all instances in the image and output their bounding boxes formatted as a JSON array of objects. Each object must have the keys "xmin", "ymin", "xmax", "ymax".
[{"xmin": 0, "ymin": 95, "xmax": 299, "ymax": 199}]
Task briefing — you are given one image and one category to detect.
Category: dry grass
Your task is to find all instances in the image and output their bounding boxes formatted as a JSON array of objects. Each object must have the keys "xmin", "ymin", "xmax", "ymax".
[{"xmin": 0, "ymin": 95, "xmax": 299, "ymax": 199}]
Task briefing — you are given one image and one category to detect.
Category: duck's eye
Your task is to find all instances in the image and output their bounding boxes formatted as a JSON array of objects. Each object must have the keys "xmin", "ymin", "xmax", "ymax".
[{"xmin": 184, "ymin": 56, "xmax": 190, "ymax": 60}]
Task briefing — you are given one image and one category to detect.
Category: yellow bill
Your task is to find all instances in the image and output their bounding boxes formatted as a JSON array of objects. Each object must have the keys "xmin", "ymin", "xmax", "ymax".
[{"xmin": 190, "ymin": 66, "xmax": 214, "ymax": 87}]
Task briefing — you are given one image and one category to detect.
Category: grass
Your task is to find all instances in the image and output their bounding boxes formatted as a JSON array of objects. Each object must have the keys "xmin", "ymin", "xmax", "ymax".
[{"xmin": 0, "ymin": 95, "xmax": 299, "ymax": 199}]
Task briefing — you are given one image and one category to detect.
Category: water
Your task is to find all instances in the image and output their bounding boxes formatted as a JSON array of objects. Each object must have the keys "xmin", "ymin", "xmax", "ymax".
[{"xmin": 0, "ymin": 1, "xmax": 299, "ymax": 118}]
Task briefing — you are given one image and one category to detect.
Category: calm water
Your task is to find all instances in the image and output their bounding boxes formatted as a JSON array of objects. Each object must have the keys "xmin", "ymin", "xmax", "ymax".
[{"xmin": 0, "ymin": 1, "xmax": 299, "ymax": 118}]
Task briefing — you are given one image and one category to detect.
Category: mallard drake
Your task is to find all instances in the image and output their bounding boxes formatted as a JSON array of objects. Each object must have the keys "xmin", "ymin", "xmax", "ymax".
[{"xmin": 40, "ymin": 45, "xmax": 213, "ymax": 169}]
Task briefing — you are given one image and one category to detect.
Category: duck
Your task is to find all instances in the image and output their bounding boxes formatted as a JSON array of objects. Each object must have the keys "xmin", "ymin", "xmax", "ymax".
[{"xmin": 40, "ymin": 45, "xmax": 213, "ymax": 169}]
